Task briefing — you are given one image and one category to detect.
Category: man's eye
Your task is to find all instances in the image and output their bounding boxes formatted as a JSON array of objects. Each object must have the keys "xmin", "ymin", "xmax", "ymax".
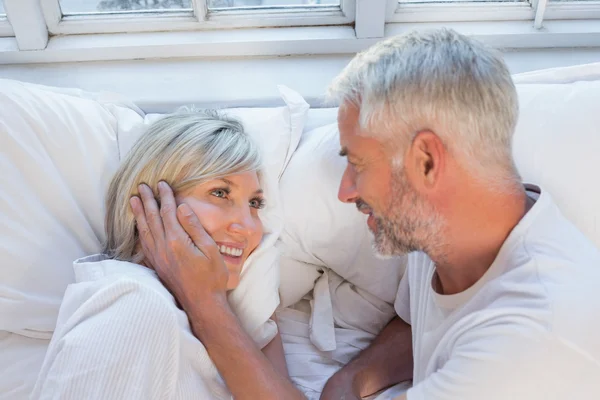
[{"xmin": 348, "ymin": 161, "xmax": 361, "ymax": 171}]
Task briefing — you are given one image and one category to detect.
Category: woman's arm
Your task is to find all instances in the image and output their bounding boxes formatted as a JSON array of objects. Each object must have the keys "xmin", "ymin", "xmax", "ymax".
[
  {"xmin": 186, "ymin": 296, "xmax": 304, "ymax": 400},
  {"xmin": 31, "ymin": 281, "xmax": 180, "ymax": 399},
  {"xmin": 261, "ymin": 315, "xmax": 290, "ymax": 379}
]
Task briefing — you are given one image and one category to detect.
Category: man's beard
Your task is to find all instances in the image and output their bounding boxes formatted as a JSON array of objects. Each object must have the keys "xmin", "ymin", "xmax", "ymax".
[{"xmin": 369, "ymin": 169, "xmax": 446, "ymax": 259}]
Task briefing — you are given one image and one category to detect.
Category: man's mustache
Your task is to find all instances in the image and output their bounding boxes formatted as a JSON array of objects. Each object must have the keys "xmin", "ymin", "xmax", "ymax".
[{"xmin": 356, "ymin": 199, "xmax": 372, "ymax": 213}]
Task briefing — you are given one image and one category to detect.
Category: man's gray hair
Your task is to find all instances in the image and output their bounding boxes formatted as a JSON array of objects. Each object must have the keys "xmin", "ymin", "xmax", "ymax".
[{"xmin": 328, "ymin": 28, "xmax": 521, "ymax": 187}]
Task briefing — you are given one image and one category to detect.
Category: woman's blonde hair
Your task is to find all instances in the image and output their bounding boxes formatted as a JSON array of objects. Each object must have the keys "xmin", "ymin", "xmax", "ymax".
[{"xmin": 103, "ymin": 110, "xmax": 262, "ymax": 263}]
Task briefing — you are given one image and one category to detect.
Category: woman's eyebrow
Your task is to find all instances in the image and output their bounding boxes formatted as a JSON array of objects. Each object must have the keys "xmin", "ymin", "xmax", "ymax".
[
  {"xmin": 218, "ymin": 178, "xmax": 263, "ymax": 195},
  {"xmin": 218, "ymin": 178, "xmax": 235, "ymax": 187}
]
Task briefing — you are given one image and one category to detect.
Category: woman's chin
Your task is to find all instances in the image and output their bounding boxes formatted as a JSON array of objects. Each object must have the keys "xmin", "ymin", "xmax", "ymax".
[
  {"xmin": 222, "ymin": 255, "xmax": 244, "ymax": 290},
  {"xmin": 226, "ymin": 276, "xmax": 240, "ymax": 291},
  {"xmin": 224, "ymin": 263, "xmax": 242, "ymax": 291}
]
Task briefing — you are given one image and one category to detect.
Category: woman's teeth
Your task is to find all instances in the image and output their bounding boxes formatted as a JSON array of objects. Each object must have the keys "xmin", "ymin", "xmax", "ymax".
[{"xmin": 219, "ymin": 245, "xmax": 243, "ymax": 257}]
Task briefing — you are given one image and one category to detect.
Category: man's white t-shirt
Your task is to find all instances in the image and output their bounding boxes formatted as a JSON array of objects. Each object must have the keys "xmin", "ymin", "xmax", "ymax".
[{"xmin": 395, "ymin": 189, "xmax": 600, "ymax": 400}]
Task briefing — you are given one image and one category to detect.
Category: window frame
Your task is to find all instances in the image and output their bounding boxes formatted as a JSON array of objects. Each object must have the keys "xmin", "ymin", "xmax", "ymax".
[
  {"xmin": 0, "ymin": 18, "xmax": 14, "ymax": 38},
  {"xmin": 41, "ymin": 0, "xmax": 355, "ymax": 35},
  {"xmin": 0, "ymin": 0, "xmax": 598, "ymax": 63},
  {"xmin": 388, "ymin": 0, "xmax": 600, "ymax": 24},
  {"xmin": 3, "ymin": 0, "xmax": 47, "ymax": 49},
  {"xmin": 544, "ymin": 0, "xmax": 600, "ymax": 20},
  {"xmin": 388, "ymin": 2, "xmax": 536, "ymax": 23}
]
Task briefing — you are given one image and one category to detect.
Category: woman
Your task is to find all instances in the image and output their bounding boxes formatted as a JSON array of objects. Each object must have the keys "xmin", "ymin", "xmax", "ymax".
[{"xmin": 31, "ymin": 111, "xmax": 298, "ymax": 399}]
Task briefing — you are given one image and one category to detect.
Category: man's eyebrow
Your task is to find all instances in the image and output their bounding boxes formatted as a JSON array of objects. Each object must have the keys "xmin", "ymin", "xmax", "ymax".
[{"xmin": 339, "ymin": 147, "xmax": 348, "ymax": 157}]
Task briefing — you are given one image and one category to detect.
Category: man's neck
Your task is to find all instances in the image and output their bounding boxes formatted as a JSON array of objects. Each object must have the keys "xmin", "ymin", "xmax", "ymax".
[{"xmin": 430, "ymin": 184, "xmax": 532, "ymax": 295}]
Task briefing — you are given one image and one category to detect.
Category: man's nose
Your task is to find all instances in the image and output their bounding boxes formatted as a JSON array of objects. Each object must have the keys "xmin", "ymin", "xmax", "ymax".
[{"xmin": 338, "ymin": 165, "xmax": 358, "ymax": 204}]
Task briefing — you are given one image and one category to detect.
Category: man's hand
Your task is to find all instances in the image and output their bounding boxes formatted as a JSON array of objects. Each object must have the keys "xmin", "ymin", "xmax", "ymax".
[
  {"xmin": 321, "ymin": 317, "xmax": 413, "ymax": 400},
  {"xmin": 320, "ymin": 370, "xmax": 361, "ymax": 400},
  {"xmin": 131, "ymin": 181, "xmax": 305, "ymax": 400},
  {"xmin": 130, "ymin": 181, "xmax": 229, "ymax": 310}
]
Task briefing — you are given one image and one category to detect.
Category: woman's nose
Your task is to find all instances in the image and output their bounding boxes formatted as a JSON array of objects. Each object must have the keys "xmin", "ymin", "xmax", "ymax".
[
  {"xmin": 338, "ymin": 165, "xmax": 359, "ymax": 204},
  {"xmin": 228, "ymin": 206, "xmax": 260, "ymax": 237}
]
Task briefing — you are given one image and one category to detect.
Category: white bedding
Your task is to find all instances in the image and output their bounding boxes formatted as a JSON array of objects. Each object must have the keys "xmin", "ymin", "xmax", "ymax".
[{"xmin": 278, "ymin": 269, "xmax": 402, "ymax": 399}]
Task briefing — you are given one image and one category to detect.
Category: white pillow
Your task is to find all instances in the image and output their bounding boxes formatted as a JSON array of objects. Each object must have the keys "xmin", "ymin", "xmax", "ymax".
[
  {"xmin": 513, "ymin": 81, "xmax": 600, "ymax": 248},
  {"xmin": 277, "ymin": 122, "xmax": 406, "ymax": 309},
  {"xmin": 513, "ymin": 62, "xmax": 600, "ymax": 84},
  {"xmin": 0, "ymin": 79, "xmax": 128, "ymax": 337},
  {"xmin": 0, "ymin": 79, "xmax": 308, "ymax": 340}
]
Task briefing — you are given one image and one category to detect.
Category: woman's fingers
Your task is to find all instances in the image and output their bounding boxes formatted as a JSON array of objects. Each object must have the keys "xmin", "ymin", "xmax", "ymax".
[
  {"xmin": 138, "ymin": 183, "xmax": 166, "ymax": 245},
  {"xmin": 176, "ymin": 203, "xmax": 229, "ymax": 294}
]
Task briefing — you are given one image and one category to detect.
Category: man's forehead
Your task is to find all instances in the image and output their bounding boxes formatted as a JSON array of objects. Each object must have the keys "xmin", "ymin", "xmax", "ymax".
[
  {"xmin": 337, "ymin": 101, "xmax": 360, "ymax": 125},
  {"xmin": 338, "ymin": 130, "xmax": 384, "ymax": 161},
  {"xmin": 337, "ymin": 102, "xmax": 360, "ymax": 144}
]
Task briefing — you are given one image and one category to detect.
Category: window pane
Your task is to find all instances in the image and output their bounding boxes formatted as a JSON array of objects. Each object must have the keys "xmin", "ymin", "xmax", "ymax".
[
  {"xmin": 0, "ymin": 0, "xmax": 6, "ymax": 17},
  {"xmin": 398, "ymin": 0, "xmax": 521, "ymax": 3},
  {"xmin": 59, "ymin": 0, "xmax": 193, "ymax": 15},
  {"xmin": 208, "ymin": 0, "xmax": 340, "ymax": 9}
]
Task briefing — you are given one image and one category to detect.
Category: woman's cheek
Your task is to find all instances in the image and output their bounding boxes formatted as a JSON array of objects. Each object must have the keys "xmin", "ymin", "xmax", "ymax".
[{"xmin": 186, "ymin": 200, "xmax": 226, "ymax": 234}]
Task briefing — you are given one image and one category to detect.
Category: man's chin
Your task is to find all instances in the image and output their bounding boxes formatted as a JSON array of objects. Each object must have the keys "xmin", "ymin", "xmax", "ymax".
[
  {"xmin": 369, "ymin": 230, "xmax": 411, "ymax": 260},
  {"xmin": 368, "ymin": 232, "xmax": 395, "ymax": 260},
  {"xmin": 366, "ymin": 212, "xmax": 378, "ymax": 233},
  {"xmin": 373, "ymin": 248, "xmax": 396, "ymax": 260}
]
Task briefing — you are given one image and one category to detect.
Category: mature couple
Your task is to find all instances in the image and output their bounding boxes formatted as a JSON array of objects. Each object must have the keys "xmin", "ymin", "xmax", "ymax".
[{"xmin": 32, "ymin": 28, "xmax": 600, "ymax": 399}]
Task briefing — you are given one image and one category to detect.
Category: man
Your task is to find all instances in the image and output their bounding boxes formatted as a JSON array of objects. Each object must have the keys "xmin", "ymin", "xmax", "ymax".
[
  {"xmin": 321, "ymin": 28, "xmax": 600, "ymax": 399},
  {"xmin": 133, "ymin": 28, "xmax": 600, "ymax": 400}
]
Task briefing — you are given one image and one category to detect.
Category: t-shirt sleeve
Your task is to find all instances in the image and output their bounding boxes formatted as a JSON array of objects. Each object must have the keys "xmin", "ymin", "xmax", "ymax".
[
  {"xmin": 31, "ymin": 279, "xmax": 180, "ymax": 400},
  {"xmin": 406, "ymin": 317, "xmax": 594, "ymax": 400}
]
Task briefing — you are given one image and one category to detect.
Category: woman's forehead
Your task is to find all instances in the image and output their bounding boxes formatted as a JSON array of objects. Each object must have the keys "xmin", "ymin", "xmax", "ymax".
[{"xmin": 203, "ymin": 172, "xmax": 262, "ymax": 193}]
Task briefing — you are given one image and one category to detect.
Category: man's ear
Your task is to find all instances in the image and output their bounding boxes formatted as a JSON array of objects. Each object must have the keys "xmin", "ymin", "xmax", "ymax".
[{"xmin": 408, "ymin": 131, "xmax": 445, "ymax": 190}]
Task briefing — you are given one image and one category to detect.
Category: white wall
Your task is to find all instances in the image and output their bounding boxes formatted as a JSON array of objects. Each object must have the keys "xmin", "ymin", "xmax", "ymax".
[{"xmin": 1, "ymin": 47, "xmax": 599, "ymax": 112}]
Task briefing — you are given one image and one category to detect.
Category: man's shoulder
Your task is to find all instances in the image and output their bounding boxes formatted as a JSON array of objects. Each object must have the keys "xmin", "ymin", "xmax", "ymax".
[
  {"xmin": 520, "ymin": 190, "xmax": 600, "ymax": 274},
  {"xmin": 495, "ymin": 189, "xmax": 600, "ymax": 317}
]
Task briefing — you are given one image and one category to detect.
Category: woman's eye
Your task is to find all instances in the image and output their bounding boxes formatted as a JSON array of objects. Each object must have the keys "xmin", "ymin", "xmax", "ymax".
[
  {"xmin": 211, "ymin": 189, "xmax": 228, "ymax": 199},
  {"xmin": 250, "ymin": 198, "xmax": 266, "ymax": 209}
]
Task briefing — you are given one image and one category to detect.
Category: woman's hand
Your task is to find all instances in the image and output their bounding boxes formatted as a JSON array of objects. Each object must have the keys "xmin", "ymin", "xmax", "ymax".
[{"xmin": 130, "ymin": 181, "xmax": 229, "ymax": 310}]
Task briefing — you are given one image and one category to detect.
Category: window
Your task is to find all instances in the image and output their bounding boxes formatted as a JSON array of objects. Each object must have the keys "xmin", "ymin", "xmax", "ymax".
[
  {"xmin": 208, "ymin": 0, "xmax": 341, "ymax": 9},
  {"xmin": 398, "ymin": 0, "xmax": 523, "ymax": 2},
  {"xmin": 391, "ymin": 0, "xmax": 600, "ymax": 24},
  {"xmin": 0, "ymin": 0, "xmax": 598, "ymax": 63},
  {"xmin": 41, "ymin": 0, "xmax": 354, "ymax": 35},
  {"xmin": 58, "ymin": 0, "xmax": 194, "ymax": 14},
  {"xmin": 0, "ymin": 0, "xmax": 14, "ymax": 38}
]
